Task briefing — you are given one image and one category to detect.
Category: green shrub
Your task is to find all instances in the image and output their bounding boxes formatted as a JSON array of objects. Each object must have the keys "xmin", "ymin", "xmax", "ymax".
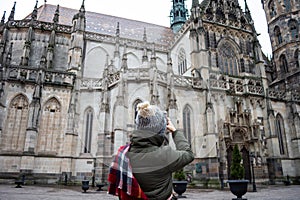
[
  {"xmin": 173, "ymin": 169, "xmax": 186, "ymax": 181},
  {"xmin": 230, "ymin": 144, "xmax": 245, "ymax": 180}
]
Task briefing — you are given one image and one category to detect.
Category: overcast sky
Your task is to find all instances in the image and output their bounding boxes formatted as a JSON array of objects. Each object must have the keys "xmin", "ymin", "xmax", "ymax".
[{"xmin": 0, "ymin": 0, "xmax": 272, "ymax": 56}]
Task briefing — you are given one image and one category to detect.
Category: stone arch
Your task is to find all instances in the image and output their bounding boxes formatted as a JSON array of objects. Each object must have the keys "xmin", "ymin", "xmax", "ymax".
[
  {"xmin": 226, "ymin": 143, "xmax": 251, "ymax": 181},
  {"xmin": 231, "ymin": 127, "xmax": 247, "ymax": 143},
  {"xmin": 127, "ymin": 52, "xmax": 141, "ymax": 68},
  {"xmin": 85, "ymin": 46, "xmax": 110, "ymax": 78},
  {"xmin": 156, "ymin": 56, "xmax": 166, "ymax": 71}
]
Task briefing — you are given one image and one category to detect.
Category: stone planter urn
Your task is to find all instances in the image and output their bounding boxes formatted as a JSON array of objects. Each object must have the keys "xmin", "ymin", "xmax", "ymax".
[
  {"xmin": 227, "ymin": 180, "xmax": 249, "ymax": 200},
  {"xmin": 173, "ymin": 180, "xmax": 188, "ymax": 198},
  {"xmin": 82, "ymin": 180, "xmax": 89, "ymax": 193}
]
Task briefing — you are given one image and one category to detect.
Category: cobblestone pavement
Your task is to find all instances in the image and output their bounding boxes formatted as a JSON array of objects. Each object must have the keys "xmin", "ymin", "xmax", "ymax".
[{"xmin": 0, "ymin": 184, "xmax": 300, "ymax": 200}]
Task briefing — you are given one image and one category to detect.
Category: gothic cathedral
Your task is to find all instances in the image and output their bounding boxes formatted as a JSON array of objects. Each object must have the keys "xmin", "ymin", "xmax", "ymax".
[{"xmin": 0, "ymin": 0, "xmax": 299, "ymax": 185}]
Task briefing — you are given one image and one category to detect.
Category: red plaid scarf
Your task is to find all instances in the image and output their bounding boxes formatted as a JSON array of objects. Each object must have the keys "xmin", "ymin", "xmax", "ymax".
[{"xmin": 108, "ymin": 144, "xmax": 148, "ymax": 200}]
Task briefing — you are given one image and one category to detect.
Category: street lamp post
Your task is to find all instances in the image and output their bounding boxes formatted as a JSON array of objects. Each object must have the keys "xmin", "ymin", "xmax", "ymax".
[{"xmin": 250, "ymin": 153, "xmax": 257, "ymax": 192}]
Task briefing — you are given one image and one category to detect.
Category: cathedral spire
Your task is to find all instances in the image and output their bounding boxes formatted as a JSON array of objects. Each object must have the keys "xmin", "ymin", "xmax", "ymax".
[
  {"xmin": 170, "ymin": 0, "xmax": 188, "ymax": 33},
  {"xmin": 8, "ymin": 2, "xmax": 16, "ymax": 21}
]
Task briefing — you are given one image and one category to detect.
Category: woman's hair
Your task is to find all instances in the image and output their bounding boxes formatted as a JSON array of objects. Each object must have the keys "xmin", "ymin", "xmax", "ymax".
[{"xmin": 135, "ymin": 101, "xmax": 167, "ymax": 135}]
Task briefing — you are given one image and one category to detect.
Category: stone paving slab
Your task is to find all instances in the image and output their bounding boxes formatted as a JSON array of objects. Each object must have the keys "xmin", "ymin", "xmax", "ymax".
[{"xmin": 0, "ymin": 184, "xmax": 299, "ymax": 200}]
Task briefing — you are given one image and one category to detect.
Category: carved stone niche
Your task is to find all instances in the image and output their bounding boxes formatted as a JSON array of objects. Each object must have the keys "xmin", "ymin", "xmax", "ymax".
[{"xmin": 231, "ymin": 127, "xmax": 248, "ymax": 143}]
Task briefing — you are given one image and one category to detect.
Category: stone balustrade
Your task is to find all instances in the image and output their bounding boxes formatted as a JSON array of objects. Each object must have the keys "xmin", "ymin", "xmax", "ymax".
[
  {"xmin": 80, "ymin": 68, "xmax": 204, "ymax": 90},
  {"xmin": 209, "ymin": 74, "xmax": 264, "ymax": 96},
  {"xmin": 8, "ymin": 20, "xmax": 72, "ymax": 33},
  {"xmin": 268, "ymin": 89, "xmax": 286, "ymax": 100},
  {"xmin": 81, "ymin": 79, "xmax": 103, "ymax": 90},
  {"xmin": 86, "ymin": 31, "xmax": 169, "ymax": 52},
  {"xmin": 268, "ymin": 88, "xmax": 300, "ymax": 102},
  {"xmin": 7, "ymin": 66, "xmax": 75, "ymax": 86}
]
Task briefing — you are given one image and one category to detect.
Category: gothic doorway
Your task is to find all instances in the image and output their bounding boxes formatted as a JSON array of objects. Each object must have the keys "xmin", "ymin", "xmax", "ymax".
[
  {"xmin": 226, "ymin": 145, "xmax": 251, "ymax": 181},
  {"xmin": 225, "ymin": 128, "xmax": 251, "ymax": 181}
]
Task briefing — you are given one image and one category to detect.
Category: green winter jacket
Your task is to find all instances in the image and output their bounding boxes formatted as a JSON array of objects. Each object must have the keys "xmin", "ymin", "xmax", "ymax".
[{"xmin": 127, "ymin": 130, "xmax": 194, "ymax": 200}]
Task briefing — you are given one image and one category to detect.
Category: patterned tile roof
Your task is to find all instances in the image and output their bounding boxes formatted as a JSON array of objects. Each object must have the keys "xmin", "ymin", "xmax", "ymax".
[{"xmin": 31, "ymin": 4, "xmax": 174, "ymax": 46}]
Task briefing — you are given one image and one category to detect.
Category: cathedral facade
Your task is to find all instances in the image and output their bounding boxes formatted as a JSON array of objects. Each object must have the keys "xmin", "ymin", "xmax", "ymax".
[{"xmin": 0, "ymin": 0, "xmax": 299, "ymax": 185}]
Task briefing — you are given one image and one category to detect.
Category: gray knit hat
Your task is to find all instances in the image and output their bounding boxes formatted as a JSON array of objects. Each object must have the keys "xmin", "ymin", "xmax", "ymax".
[{"xmin": 135, "ymin": 101, "xmax": 167, "ymax": 135}]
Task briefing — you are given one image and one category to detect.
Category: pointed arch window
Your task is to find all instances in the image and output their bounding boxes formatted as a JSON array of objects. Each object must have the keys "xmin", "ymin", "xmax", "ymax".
[
  {"xmin": 2, "ymin": 94, "xmax": 29, "ymax": 151},
  {"xmin": 268, "ymin": 1, "xmax": 277, "ymax": 17},
  {"xmin": 84, "ymin": 108, "xmax": 93, "ymax": 153},
  {"xmin": 178, "ymin": 48, "xmax": 187, "ymax": 75},
  {"xmin": 288, "ymin": 19, "xmax": 299, "ymax": 39},
  {"xmin": 274, "ymin": 26, "xmax": 283, "ymax": 44},
  {"xmin": 183, "ymin": 105, "xmax": 192, "ymax": 144},
  {"xmin": 216, "ymin": 8, "xmax": 225, "ymax": 23},
  {"xmin": 275, "ymin": 114, "xmax": 286, "ymax": 155},
  {"xmin": 295, "ymin": 49, "xmax": 299, "ymax": 68},
  {"xmin": 217, "ymin": 41, "xmax": 238, "ymax": 75},
  {"xmin": 279, "ymin": 54, "xmax": 289, "ymax": 73}
]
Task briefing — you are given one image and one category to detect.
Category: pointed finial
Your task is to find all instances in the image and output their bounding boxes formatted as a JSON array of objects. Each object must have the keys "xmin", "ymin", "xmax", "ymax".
[
  {"xmin": 123, "ymin": 43, "xmax": 127, "ymax": 57},
  {"xmin": 31, "ymin": 0, "xmax": 38, "ymax": 20},
  {"xmin": 5, "ymin": 42, "xmax": 13, "ymax": 66},
  {"xmin": 143, "ymin": 27, "xmax": 147, "ymax": 42},
  {"xmin": 53, "ymin": 5, "xmax": 59, "ymax": 23},
  {"xmin": 40, "ymin": 46, "xmax": 47, "ymax": 67},
  {"xmin": 192, "ymin": 0, "xmax": 199, "ymax": 7},
  {"xmin": 80, "ymin": 0, "xmax": 85, "ymax": 13},
  {"xmin": 105, "ymin": 54, "xmax": 109, "ymax": 67},
  {"xmin": 9, "ymin": 42, "xmax": 13, "ymax": 52},
  {"xmin": 167, "ymin": 51, "xmax": 172, "ymax": 64},
  {"xmin": 244, "ymin": 0, "xmax": 250, "ymax": 13},
  {"xmin": 8, "ymin": 2, "xmax": 16, "ymax": 21},
  {"xmin": 116, "ymin": 22, "xmax": 120, "ymax": 37},
  {"xmin": 1, "ymin": 11, "xmax": 6, "ymax": 24},
  {"xmin": 151, "ymin": 42, "xmax": 156, "ymax": 57}
]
